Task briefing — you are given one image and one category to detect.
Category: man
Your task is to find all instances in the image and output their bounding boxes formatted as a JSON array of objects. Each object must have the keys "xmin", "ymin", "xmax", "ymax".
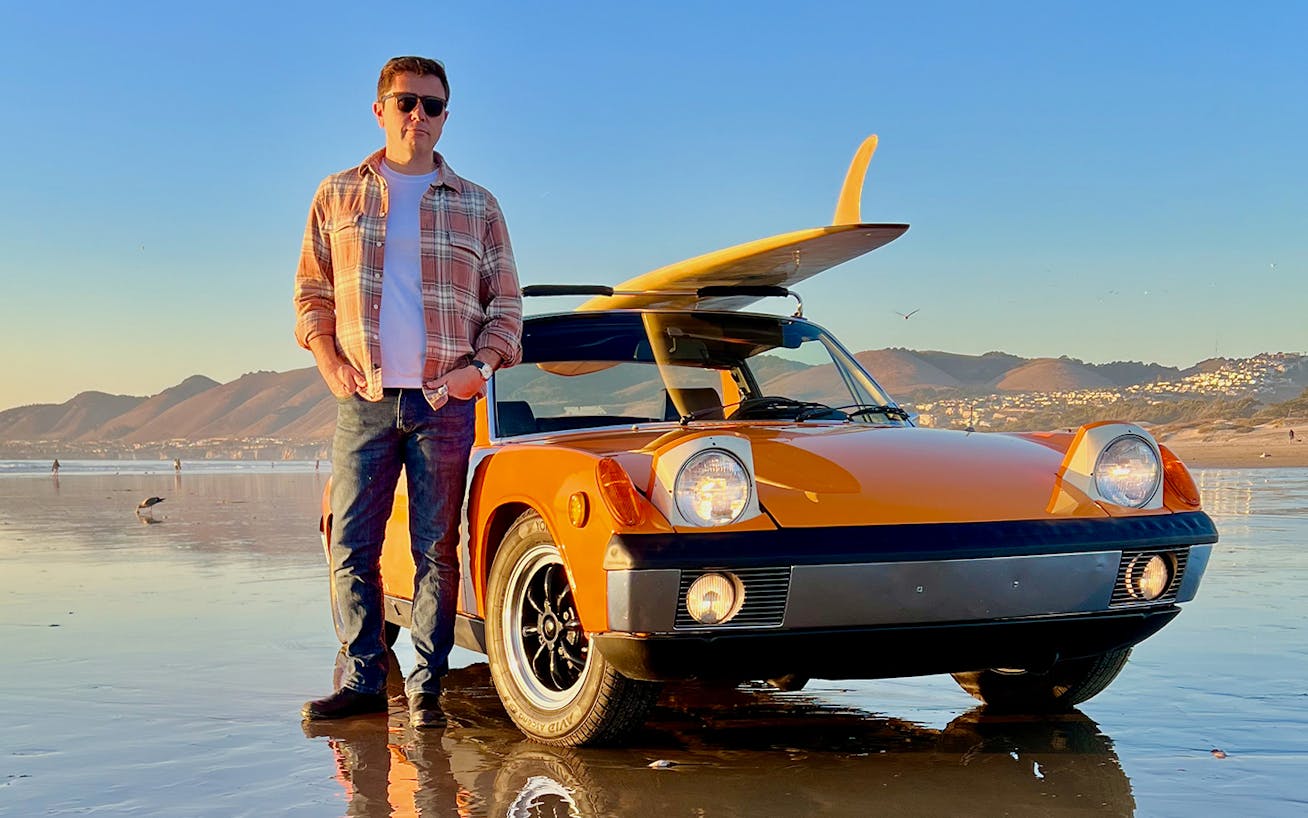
[{"xmin": 294, "ymin": 56, "xmax": 523, "ymax": 729}]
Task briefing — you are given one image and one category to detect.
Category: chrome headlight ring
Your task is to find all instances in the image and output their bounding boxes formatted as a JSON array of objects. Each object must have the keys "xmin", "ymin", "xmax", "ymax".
[
  {"xmin": 1093, "ymin": 434, "xmax": 1162, "ymax": 508},
  {"xmin": 673, "ymin": 448, "xmax": 752, "ymax": 527}
]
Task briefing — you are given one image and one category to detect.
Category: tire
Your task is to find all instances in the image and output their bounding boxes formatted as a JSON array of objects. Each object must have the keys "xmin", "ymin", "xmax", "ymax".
[
  {"xmin": 486, "ymin": 510, "xmax": 661, "ymax": 746},
  {"xmin": 951, "ymin": 647, "xmax": 1133, "ymax": 712}
]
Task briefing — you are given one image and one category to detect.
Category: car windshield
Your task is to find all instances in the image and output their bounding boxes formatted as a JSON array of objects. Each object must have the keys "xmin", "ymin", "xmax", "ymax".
[{"xmin": 492, "ymin": 311, "xmax": 906, "ymax": 436}]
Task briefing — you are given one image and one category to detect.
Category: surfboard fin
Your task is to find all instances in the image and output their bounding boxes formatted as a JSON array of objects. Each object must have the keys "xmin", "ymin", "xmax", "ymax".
[
  {"xmin": 832, "ymin": 134, "xmax": 878, "ymax": 225},
  {"xmin": 576, "ymin": 133, "xmax": 906, "ymax": 312}
]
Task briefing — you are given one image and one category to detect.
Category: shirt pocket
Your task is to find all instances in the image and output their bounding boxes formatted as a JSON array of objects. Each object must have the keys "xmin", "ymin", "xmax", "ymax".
[
  {"xmin": 442, "ymin": 230, "xmax": 484, "ymax": 318},
  {"xmin": 325, "ymin": 213, "xmax": 365, "ymax": 273},
  {"xmin": 446, "ymin": 230, "xmax": 484, "ymax": 264}
]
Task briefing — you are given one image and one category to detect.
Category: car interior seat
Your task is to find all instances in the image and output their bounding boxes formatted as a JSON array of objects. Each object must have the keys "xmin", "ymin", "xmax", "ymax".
[
  {"xmin": 496, "ymin": 400, "xmax": 538, "ymax": 436},
  {"xmin": 662, "ymin": 387, "xmax": 724, "ymax": 421}
]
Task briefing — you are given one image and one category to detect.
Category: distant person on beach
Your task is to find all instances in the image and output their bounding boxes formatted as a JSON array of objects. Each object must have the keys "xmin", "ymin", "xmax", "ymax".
[
  {"xmin": 1291, "ymin": 429, "xmax": 1296, "ymax": 442},
  {"xmin": 173, "ymin": 458, "xmax": 181, "ymax": 472},
  {"xmin": 51, "ymin": 459, "xmax": 60, "ymax": 473},
  {"xmin": 294, "ymin": 56, "xmax": 522, "ymax": 730}
]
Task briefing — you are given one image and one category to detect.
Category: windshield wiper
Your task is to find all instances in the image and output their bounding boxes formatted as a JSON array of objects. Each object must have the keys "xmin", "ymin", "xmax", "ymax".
[
  {"xmin": 680, "ymin": 398, "xmax": 910, "ymax": 424},
  {"xmin": 830, "ymin": 404, "xmax": 912, "ymax": 422},
  {"xmin": 681, "ymin": 396, "xmax": 836, "ymax": 425}
]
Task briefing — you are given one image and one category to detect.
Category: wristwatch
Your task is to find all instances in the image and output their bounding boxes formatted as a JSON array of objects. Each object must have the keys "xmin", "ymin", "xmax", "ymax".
[{"xmin": 472, "ymin": 360, "xmax": 493, "ymax": 381}]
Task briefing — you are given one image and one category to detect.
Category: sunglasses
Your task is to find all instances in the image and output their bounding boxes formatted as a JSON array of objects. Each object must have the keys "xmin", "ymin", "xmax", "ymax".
[{"xmin": 381, "ymin": 93, "xmax": 447, "ymax": 117}]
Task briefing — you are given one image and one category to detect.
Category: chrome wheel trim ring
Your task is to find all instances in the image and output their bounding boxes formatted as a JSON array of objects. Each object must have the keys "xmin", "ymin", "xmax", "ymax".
[{"xmin": 501, "ymin": 543, "xmax": 592, "ymax": 710}]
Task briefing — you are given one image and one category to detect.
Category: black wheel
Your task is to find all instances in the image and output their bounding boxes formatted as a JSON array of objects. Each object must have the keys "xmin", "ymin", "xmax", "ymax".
[
  {"xmin": 486, "ymin": 511, "xmax": 661, "ymax": 746},
  {"xmin": 951, "ymin": 648, "xmax": 1133, "ymax": 711}
]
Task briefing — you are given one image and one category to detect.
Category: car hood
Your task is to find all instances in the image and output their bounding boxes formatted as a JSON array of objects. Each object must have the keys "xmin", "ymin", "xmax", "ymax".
[
  {"xmin": 522, "ymin": 423, "xmax": 1105, "ymax": 526},
  {"xmin": 744, "ymin": 425, "xmax": 1103, "ymax": 525}
]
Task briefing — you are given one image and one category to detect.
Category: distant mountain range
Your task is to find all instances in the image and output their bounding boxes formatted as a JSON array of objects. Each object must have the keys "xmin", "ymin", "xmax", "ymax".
[
  {"xmin": 856, "ymin": 349, "xmax": 1185, "ymax": 394},
  {"xmin": 2, "ymin": 351, "xmax": 1304, "ymax": 459}
]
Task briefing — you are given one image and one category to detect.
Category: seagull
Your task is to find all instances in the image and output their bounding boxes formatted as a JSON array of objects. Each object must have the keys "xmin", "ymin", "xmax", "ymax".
[
  {"xmin": 136, "ymin": 497, "xmax": 165, "ymax": 517},
  {"xmin": 894, "ymin": 309, "xmax": 920, "ymax": 320}
]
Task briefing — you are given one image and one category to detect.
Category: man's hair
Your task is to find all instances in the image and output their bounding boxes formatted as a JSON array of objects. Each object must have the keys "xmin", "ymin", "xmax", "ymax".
[{"xmin": 377, "ymin": 56, "xmax": 449, "ymax": 100}]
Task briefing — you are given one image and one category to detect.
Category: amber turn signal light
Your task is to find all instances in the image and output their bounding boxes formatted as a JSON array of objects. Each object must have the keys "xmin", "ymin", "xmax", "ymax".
[
  {"xmin": 1161, "ymin": 449, "xmax": 1201, "ymax": 507},
  {"xmin": 597, "ymin": 457, "xmax": 645, "ymax": 527},
  {"xmin": 568, "ymin": 492, "xmax": 590, "ymax": 527}
]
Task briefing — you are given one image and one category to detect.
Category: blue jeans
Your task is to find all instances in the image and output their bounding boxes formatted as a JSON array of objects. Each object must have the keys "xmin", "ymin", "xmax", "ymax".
[{"xmin": 329, "ymin": 389, "xmax": 474, "ymax": 697}]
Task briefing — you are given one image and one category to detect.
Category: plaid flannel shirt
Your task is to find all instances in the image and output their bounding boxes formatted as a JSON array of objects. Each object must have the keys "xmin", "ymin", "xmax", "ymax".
[{"xmin": 294, "ymin": 149, "xmax": 523, "ymax": 401}]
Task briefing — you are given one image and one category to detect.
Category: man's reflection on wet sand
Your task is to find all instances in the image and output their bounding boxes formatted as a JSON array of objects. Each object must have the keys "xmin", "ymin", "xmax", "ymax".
[
  {"xmin": 302, "ymin": 650, "xmax": 463, "ymax": 817},
  {"xmin": 303, "ymin": 658, "xmax": 1136, "ymax": 817}
]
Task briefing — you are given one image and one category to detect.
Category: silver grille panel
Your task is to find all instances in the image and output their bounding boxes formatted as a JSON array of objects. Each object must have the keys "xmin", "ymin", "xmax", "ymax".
[
  {"xmin": 1110, "ymin": 546, "xmax": 1189, "ymax": 607},
  {"xmin": 675, "ymin": 567, "xmax": 791, "ymax": 629}
]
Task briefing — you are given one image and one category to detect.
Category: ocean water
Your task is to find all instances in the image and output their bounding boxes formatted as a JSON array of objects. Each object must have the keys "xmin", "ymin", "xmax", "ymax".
[
  {"xmin": 1, "ymin": 458, "xmax": 325, "ymax": 477},
  {"xmin": 0, "ymin": 468, "xmax": 1304, "ymax": 816}
]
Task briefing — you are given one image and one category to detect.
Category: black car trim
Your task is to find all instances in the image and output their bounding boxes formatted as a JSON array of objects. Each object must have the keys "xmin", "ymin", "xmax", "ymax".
[
  {"xmin": 384, "ymin": 597, "xmax": 488, "ymax": 654},
  {"xmin": 602, "ymin": 511, "xmax": 1218, "ymax": 570},
  {"xmin": 593, "ymin": 607, "xmax": 1181, "ymax": 682}
]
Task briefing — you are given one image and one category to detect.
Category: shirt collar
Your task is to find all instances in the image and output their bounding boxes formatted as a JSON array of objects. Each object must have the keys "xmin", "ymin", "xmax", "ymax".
[{"xmin": 357, "ymin": 148, "xmax": 464, "ymax": 193}]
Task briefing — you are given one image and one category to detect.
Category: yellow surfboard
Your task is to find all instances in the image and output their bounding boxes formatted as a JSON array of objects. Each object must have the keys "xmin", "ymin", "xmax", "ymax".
[{"xmin": 579, "ymin": 135, "xmax": 909, "ymax": 312}]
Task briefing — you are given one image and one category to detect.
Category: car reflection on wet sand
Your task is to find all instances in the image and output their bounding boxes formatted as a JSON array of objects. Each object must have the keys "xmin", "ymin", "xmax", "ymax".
[{"xmin": 303, "ymin": 656, "xmax": 1134, "ymax": 817}]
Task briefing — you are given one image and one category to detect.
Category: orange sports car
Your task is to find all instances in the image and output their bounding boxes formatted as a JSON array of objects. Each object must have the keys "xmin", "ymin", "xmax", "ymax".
[{"xmin": 318, "ymin": 136, "xmax": 1217, "ymax": 746}]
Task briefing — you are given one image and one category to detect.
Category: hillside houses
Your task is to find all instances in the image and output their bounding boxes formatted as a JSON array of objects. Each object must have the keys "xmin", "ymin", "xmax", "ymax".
[
  {"xmin": 3, "ymin": 352, "xmax": 1303, "ymax": 456},
  {"xmin": 913, "ymin": 353, "xmax": 1306, "ymax": 430}
]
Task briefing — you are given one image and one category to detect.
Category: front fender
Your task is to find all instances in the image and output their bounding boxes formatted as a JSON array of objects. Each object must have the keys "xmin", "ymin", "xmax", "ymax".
[{"xmin": 469, "ymin": 444, "xmax": 673, "ymax": 632}]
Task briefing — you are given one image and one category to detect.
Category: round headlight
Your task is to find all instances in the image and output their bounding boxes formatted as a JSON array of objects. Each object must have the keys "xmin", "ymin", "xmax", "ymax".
[
  {"xmin": 686, "ymin": 572, "xmax": 743, "ymax": 624},
  {"xmin": 1126, "ymin": 554, "xmax": 1173, "ymax": 600},
  {"xmin": 674, "ymin": 449, "xmax": 751, "ymax": 526},
  {"xmin": 1093, "ymin": 435, "xmax": 1161, "ymax": 508}
]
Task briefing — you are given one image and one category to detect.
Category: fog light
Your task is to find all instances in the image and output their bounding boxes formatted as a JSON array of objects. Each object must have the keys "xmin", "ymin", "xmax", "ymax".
[
  {"xmin": 1126, "ymin": 554, "xmax": 1172, "ymax": 600},
  {"xmin": 685, "ymin": 573, "xmax": 743, "ymax": 625}
]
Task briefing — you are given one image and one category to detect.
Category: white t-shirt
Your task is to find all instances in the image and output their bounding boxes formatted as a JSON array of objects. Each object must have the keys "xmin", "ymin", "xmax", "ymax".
[{"xmin": 377, "ymin": 162, "xmax": 439, "ymax": 388}]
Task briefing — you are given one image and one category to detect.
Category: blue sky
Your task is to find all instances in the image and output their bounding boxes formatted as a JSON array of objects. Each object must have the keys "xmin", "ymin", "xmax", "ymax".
[{"xmin": 1, "ymin": 1, "xmax": 1303, "ymax": 409}]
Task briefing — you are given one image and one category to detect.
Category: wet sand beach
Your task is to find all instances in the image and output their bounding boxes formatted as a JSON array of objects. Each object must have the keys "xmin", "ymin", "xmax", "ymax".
[
  {"xmin": 1156, "ymin": 421, "xmax": 1308, "ymax": 469},
  {"xmin": 2, "ymin": 467, "xmax": 1306, "ymax": 816}
]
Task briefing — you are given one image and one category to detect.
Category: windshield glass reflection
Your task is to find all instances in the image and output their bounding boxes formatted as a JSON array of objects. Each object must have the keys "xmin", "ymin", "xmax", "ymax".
[{"xmin": 493, "ymin": 311, "xmax": 906, "ymax": 436}]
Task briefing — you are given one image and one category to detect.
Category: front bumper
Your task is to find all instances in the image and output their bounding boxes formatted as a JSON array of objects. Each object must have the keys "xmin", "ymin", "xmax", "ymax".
[
  {"xmin": 594, "ymin": 608, "xmax": 1180, "ymax": 682},
  {"xmin": 597, "ymin": 511, "xmax": 1216, "ymax": 681}
]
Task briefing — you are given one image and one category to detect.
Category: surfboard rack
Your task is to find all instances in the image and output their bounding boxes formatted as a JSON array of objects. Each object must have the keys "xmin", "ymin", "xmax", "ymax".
[{"xmin": 521, "ymin": 284, "xmax": 805, "ymax": 317}]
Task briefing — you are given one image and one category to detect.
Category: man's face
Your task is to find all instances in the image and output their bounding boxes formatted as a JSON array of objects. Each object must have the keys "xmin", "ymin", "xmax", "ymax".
[{"xmin": 373, "ymin": 72, "xmax": 448, "ymax": 157}]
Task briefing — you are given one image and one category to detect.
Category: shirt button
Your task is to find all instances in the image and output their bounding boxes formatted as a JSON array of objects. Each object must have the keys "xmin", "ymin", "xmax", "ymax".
[{"xmin": 375, "ymin": 241, "xmax": 382, "ymax": 247}]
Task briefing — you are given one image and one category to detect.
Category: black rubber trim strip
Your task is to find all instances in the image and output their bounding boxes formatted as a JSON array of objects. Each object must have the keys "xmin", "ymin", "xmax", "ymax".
[
  {"xmin": 592, "ymin": 607, "xmax": 1181, "ymax": 682},
  {"xmin": 603, "ymin": 511, "xmax": 1218, "ymax": 570},
  {"xmin": 383, "ymin": 597, "xmax": 486, "ymax": 654}
]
